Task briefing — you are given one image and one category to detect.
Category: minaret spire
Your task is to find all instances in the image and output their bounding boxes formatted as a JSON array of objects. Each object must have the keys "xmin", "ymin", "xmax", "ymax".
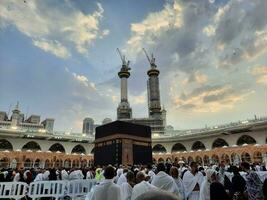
[
  {"xmin": 143, "ymin": 48, "xmax": 162, "ymax": 119},
  {"xmin": 117, "ymin": 48, "xmax": 132, "ymax": 119}
]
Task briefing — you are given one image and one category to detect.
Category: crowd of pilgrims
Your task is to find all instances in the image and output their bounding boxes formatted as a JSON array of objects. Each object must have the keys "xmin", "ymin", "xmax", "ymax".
[{"xmin": 0, "ymin": 161, "xmax": 267, "ymax": 200}]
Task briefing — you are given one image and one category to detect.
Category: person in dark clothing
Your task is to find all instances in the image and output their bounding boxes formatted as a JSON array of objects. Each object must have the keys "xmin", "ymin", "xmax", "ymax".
[
  {"xmin": 49, "ymin": 168, "xmax": 57, "ymax": 180},
  {"xmin": 231, "ymin": 166, "xmax": 247, "ymax": 199},
  {"xmin": 210, "ymin": 181, "xmax": 230, "ymax": 200}
]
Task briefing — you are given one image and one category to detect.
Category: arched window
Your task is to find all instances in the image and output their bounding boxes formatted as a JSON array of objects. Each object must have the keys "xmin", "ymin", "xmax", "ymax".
[
  {"xmin": 231, "ymin": 153, "xmax": 240, "ymax": 164},
  {"xmin": 72, "ymin": 160, "xmax": 80, "ymax": 168},
  {"xmin": 64, "ymin": 159, "xmax": 71, "ymax": 168},
  {"xmin": 166, "ymin": 157, "xmax": 172, "ymax": 163},
  {"xmin": 195, "ymin": 156, "xmax": 202, "ymax": 164},
  {"xmin": 241, "ymin": 152, "xmax": 251, "ymax": 162},
  {"xmin": 22, "ymin": 141, "xmax": 41, "ymax": 151},
  {"xmin": 188, "ymin": 156, "xmax": 194, "ymax": 164},
  {"xmin": 212, "ymin": 138, "xmax": 229, "ymax": 149},
  {"xmin": 0, "ymin": 157, "xmax": 9, "ymax": 168},
  {"xmin": 211, "ymin": 155, "xmax": 219, "ymax": 164},
  {"xmin": 203, "ymin": 155, "xmax": 209, "ymax": 165},
  {"xmin": 237, "ymin": 135, "xmax": 256, "ymax": 146},
  {"xmin": 45, "ymin": 159, "xmax": 51, "ymax": 168},
  {"xmin": 152, "ymin": 144, "xmax": 167, "ymax": 153},
  {"xmin": 221, "ymin": 154, "xmax": 230, "ymax": 164},
  {"xmin": 158, "ymin": 158, "xmax": 164, "ymax": 163},
  {"xmin": 24, "ymin": 159, "xmax": 32, "ymax": 168},
  {"xmin": 192, "ymin": 141, "xmax": 206, "ymax": 151},
  {"xmin": 49, "ymin": 143, "xmax": 65, "ymax": 153},
  {"xmin": 55, "ymin": 159, "xmax": 63, "ymax": 168},
  {"xmin": 253, "ymin": 151, "xmax": 262, "ymax": 163},
  {"xmin": 34, "ymin": 159, "xmax": 40, "ymax": 168},
  {"xmin": 81, "ymin": 160, "xmax": 87, "ymax": 168},
  {"xmin": 71, "ymin": 145, "xmax": 86, "ymax": 154},
  {"xmin": 0, "ymin": 139, "xmax": 13, "ymax": 151},
  {"xmin": 171, "ymin": 143, "xmax": 187, "ymax": 153}
]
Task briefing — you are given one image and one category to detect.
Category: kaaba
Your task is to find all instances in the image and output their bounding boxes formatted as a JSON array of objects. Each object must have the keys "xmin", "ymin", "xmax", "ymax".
[{"xmin": 94, "ymin": 120, "xmax": 152, "ymax": 166}]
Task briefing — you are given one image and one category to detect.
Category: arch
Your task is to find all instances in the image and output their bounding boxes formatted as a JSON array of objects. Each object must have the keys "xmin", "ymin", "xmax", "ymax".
[
  {"xmin": 24, "ymin": 158, "xmax": 32, "ymax": 168},
  {"xmin": 71, "ymin": 145, "xmax": 86, "ymax": 154},
  {"xmin": 91, "ymin": 148, "xmax": 95, "ymax": 154},
  {"xmin": 81, "ymin": 159, "xmax": 87, "ymax": 168},
  {"xmin": 152, "ymin": 144, "xmax": 167, "ymax": 153},
  {"xmin": 64, "ymin": 159, "xmax": 71, "ymax": 168},
  {"xmin": 55, "ymin": 159, "xmax": 63, "ymax": 168},
  {"xmin": 171, "ymin": 143, "xmax": 187, "ymax": 153},
  {"xmin": 241, "ymin": 152, "xmax": 251, "ymax": 162},
  {"xmin": 34, "ymin": 159, "xmax": 41, "ymax": 168},
  {"xmin": 22, "ymin": 141, "xmax": 41, "ymax": 151},
  {"xmin": 152, "ymin": 158, "xmax": 156, "ymax": 164},
  {"xmin": 10, "ymin": 159, "xmax": 18, "ymax": 169},
  {"xmin": 203, "ymin": 155, "xmax": 209, "ymax": 165},
  {"xmin": 166, "ymin": 157, "xmax": 172, "ymax": 163},
  {"xmin": 0, "ymin": 157, "xmax": 9, "ymax": 168},
  {"xmin": 49, "ymin": 143, "xmax": 65, "ymax": 153},
  {"xmin": 237, "ymin": 135, "xmax": 256, "ymax": 146},
  {"xmin": 0, "ymin": 139, "xmax": 13, "ymax": 151},
  {"xmin": 221, "ymin": 154, "xmax": 230, "ymax": 164},
  {"xmin": 192, "ymin": 141, "xmax": 206, "ymax": 151},
  {"xmin": 231, "ymin": 153, "xmax": 240, "ymax": 164},
  {"xmin": 158, "ymin": 158, "xmax": 164, "ymax": 163},
  {"xmin": 253, "ymin": 151, "xmax": 262, "ymax": 163},
  {"xmin": 45, "ymin": 159, "xmax": 51, "ymax": 168},
  {"xmin": 212, "ymin": 138, "xmax": 229, "ymax": 149},
  {"xmin": 188, "ymin": 156, "xmax": 194, "ymax": 164},
  {"xmin": 211, "ymin": 154, "xmax": 219, "ymax": 164},
  {"xmin": 195, "ymin": 156, "xmax": 202, "ymax": 165},
  {"xmin": 72, "ymin": 159, "xmax": 80, "ymax": 168}
]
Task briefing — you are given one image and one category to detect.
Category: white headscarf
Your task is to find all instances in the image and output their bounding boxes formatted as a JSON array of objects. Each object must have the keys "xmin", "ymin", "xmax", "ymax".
[{"xmin": 43, "ymin": 170, "xmax": 50, "ymax": 180}]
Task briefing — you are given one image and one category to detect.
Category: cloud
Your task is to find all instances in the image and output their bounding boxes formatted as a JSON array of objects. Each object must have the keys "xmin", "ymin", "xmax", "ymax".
[
  {"xmin": 125, "ymin": 1, "xmax": 183, "ymax": 57},
  {"xmin": 203, "ymin": 25, "xmax": 215, "ymax": 37},
  {"xmin": 33, "ymin": 39, "xmax": 70, "ymax": 58},
  {"xmin": 170, "ymin": 84, "xmax": 254, "ymax": 113},
  {"xmin": 183, "ymin": 71, "xmax": 208, "ymax": 85},
  {"xmin": 0, "ymin": 0, "xmax": 109, "ymax": 57},
  {"xmin": 251, "ymin": 65, "xmax": 267, "ymax": 85}
]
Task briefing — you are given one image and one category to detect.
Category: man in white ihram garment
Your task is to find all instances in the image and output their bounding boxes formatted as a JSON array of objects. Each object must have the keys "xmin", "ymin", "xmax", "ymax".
[
  {"xmin": 199, "ymin": 169, "xmax": 216, "ymax": 200},
  {"xmin": 34, "ymin": 170, "xmax": 50, "ymax": 181},
  {"xmin": 183, "ymin": 162, "xmax": 204, "ymax": 200},
  {"xmin": 86, "ymin": 166, "xmax": 122, "ymax": 200},
  {"xmin": 131, "ymin": 171, "xmax": 157, "ymax": 200},
  {"xmin": 121, "ymin": 171, "xmax": 135, "ymax": 200},
  {"xmin": 61, "ymin": 168, "xmax": 69, "ymax": 180},
  {"xmin": 170, "ymin": 166, "xmax": 186, "ymax": 200},
  {"xmin": 117, "ymin": 169, "xmax": 128, "ymax": 185},
  {"xmin": 69, "ymin": 169, "xmax": 84, "ymax": 180},
  {"xmin": 151, "ymin": 163, "xmax": 180, "ymax": 198}
]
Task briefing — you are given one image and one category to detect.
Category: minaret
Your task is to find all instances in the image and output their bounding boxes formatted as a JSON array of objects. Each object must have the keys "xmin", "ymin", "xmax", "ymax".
[
  {"xmin": 143, "ymin": 49, "xmax": 162, "ymax": 119},
  {"xmin": 11, "ymin": 101, "xmax": 20, "ymax": 126},
  {"xmin": 117, "ymin": 49, "xmax": 132, "ymax": 119}
]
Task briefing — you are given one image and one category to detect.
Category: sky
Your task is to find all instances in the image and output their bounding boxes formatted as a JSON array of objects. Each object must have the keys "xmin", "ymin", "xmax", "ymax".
[{"xmin": 0, "ymin": 0, "xmax": 267, "ymax": 132}]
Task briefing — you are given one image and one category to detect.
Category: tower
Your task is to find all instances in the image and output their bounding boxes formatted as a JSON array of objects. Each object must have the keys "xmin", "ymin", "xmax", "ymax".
[
  {"xmin": 82, "ymin": 118, "xmax": 94, "ymax": 135},
  {"xmin": 117, "ymin": 48, "xmax": 132, "ymax": 119},
  {"xmin": 143, "ymin": 49, "xmax": 162, "ymax": 119},
  {"xmin": 11, "ymin": 102, "xmax": 20, "ymax": 126}
]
